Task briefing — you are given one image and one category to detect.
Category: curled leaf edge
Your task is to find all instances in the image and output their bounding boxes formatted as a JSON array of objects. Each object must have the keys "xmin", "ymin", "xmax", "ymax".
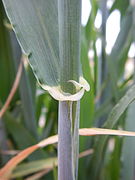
[{"xmin": 40, "ymin": 76, "xmax": 90, "ymax": 101}]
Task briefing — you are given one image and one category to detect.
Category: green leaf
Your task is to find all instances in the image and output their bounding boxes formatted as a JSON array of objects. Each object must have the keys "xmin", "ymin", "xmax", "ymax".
[
  {"xmin": 0, "ymin": 2, "xmax": 16, "ymax": 103},
  {"xmin": 122, "ymin": 101, "xmax": 135, "ymax": 180},
  {"xmin": 109, "ymin": 8, "xmax": 133, "ymax": 66},
  {"xmin": 80, "ymin": 27, "xmax": 95, "ymax": 135},
  {"xmin": 4, "ymin": 112, "xmax": 47, "ymax": 160},
  {"xmin": 107, "ymin": 7, "xmax": 133, "ymax": 100},
  {"xmin": 105, "ymin": 137, "xmax": 122, "ymax": 180},
  {"xmin": 110, "ymin": 0, "xmax": 129, "ymax": 17},
  {"xmin": 2, "ymin": 0, "xmax": 89, "ymax": 101},
  {"xmin": 88, "ymin": 84, "xmax": 135, "ymax": 179},
  {"xmin": 79, "ymin": 27, "xmax": 95, "ymax": 180},
  {"xmin": 0, "ymin": 1, "xmax": 16, "ymax": 165},
  {"xmin": 14, "ymin": 58, "xmax": 37, "ymax": 138},
  {"xmin": 2, "ymin": 0, "xmax": 59, "ymax": 87},
  {"xmin": 11, "ymin": 158, "xmax": 57, "ymax": 178},
  {"xmin": 9, "ymin": 29, "xmax": 38, "ymax": 137}
]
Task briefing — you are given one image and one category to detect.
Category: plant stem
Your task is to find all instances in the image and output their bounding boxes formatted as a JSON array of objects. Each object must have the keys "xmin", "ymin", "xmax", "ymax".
[
  {"xmin": 58, "ymin": 0, "xmax": 81, "ymax": 179},
  {"xmin": 58, "ymin": 101, "xmax": 73, "ymax": 180},
  {"xmin": 58, "ymin": 101, "xmax": 80, "ymax": 180}
]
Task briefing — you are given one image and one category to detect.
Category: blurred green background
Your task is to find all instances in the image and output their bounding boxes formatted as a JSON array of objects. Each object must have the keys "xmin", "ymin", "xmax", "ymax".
[{"xmin": 0, "ymin": 0, "xmax": 135, "ymax": 179}]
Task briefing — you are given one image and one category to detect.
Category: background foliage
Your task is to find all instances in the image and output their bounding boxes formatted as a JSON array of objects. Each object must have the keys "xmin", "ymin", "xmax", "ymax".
[{"xmin": 0, "ymin": 0, "xmax": 135, "ymax": 179}]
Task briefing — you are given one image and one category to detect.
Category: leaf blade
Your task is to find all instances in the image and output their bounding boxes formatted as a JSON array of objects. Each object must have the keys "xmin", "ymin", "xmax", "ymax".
[{"xmin": 2, "ymin": 0, "xmax": 59, "ymax": 87}]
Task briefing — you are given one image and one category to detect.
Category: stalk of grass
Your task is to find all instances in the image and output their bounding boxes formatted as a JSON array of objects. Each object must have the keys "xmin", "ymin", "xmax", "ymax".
[{"xmin": 58, "ymin": 0, "xmax": 81, "ymax": 179}]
